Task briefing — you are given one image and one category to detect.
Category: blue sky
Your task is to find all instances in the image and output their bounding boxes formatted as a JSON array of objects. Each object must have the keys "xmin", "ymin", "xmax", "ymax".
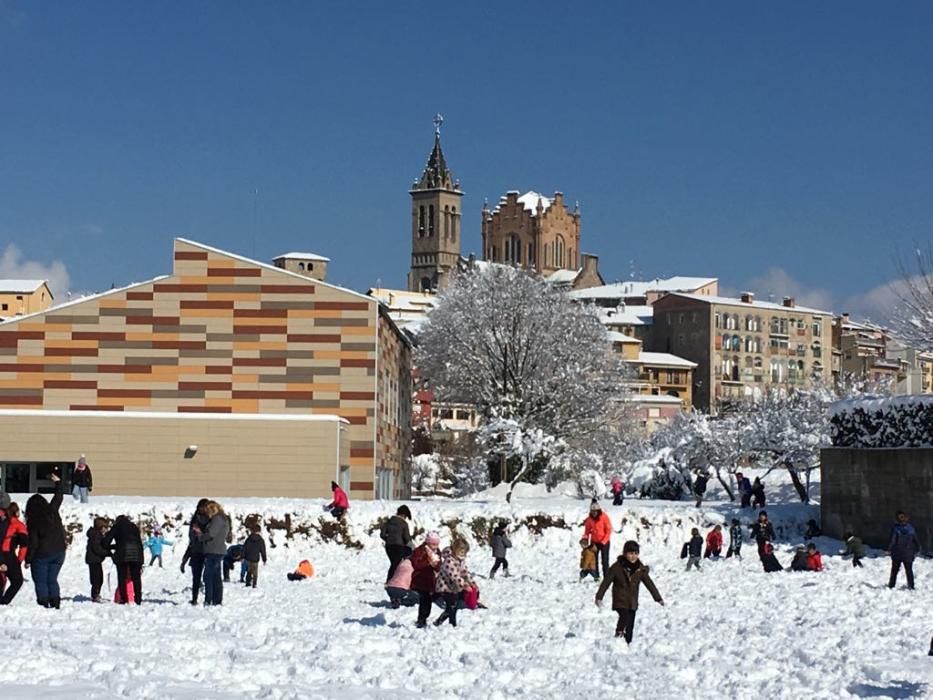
[{"xmin": 1, "ymin": 2, "xmax": 931, "ymax": 319}]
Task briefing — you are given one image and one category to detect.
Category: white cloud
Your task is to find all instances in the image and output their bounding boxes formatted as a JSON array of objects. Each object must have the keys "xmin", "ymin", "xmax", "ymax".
[
  {"xmin": 741, "ymin": 267, "xmax": 836, "ymax": 312},
  {"xmin": 0, "ymin": 244, "xmax": 71, "ymax": 301}
]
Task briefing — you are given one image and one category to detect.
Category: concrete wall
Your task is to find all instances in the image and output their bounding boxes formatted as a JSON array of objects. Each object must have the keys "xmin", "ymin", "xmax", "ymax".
[
  {"xmin": 0, "ymin": 409, "xmax": 348, "ymax": 499},
  {"xmin": 821, "ymin": 447, "xmax": 933, "ymax": 552}
]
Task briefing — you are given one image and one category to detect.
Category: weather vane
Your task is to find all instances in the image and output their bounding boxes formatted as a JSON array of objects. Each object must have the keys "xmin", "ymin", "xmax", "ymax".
[{"xmin": 433, "ymin": 113, "xmax": 444, "ymax": 136}]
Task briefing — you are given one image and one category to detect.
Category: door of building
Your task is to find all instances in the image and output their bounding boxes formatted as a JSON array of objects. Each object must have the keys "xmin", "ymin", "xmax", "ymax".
[{"xmin": 0, "ymin": 463, "xmax": 30, "ymax": 494}]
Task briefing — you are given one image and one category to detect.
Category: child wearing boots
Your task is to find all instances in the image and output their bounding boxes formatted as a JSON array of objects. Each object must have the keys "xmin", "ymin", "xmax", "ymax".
[
  {"xmin": 85, "ymin": 517, "xmax": 110, "ymax": 602},
  {"xmin": 145, "ymin": 526, "xmax": 173, "ymax": 568},
  {"xmin": 683, "ymin": 528, "xmax": 703, "ymax": 571},
  {"xmin": 580, "ymin": 538, "xmax": 599, "ymax": 581},
  {"xmin": 595, "ymin": 540, "xmax": 664, "ymax": 643},
  {"xmin": 489, "ymin": 520, "xmax": 512, "ymax": 579},
  {"xmin": 434, "ymin": 539, "xmax": 476, "ymax": 628},
  {"xmin": 243, "ymin": 524, "xmax": 267, "ymax": 588},
  {"xmin": 726, "ymin": 519, "xmax": 743, "ymax": 559},
  {"xmin": 843, "ymin": 531, "xmax": 865, "ymax": 568}
]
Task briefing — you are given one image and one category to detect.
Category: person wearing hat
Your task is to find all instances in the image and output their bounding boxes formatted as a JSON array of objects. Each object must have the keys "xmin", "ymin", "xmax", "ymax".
[
  {"xmin": 583, "ymin": 500, "xmax": 613, "ymax": 580},
  {"xmin": 595, "ymin": 540, "xmax": 664, "ymax": 643},
  {"xmin": 410, "ymin": 532, "xmax": 441, "ymax": 628}
]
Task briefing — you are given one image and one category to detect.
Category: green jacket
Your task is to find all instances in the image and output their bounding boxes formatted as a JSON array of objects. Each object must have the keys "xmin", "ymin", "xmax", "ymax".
[{"xmin": 845, "ymin": 536, "xmax": 865, "ymax": 558}]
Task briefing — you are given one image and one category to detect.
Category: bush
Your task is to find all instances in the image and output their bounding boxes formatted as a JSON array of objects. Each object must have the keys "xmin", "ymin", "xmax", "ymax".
[{"xmin": 830, "ymin": 396, "xmax": 933, "ymax": 448}]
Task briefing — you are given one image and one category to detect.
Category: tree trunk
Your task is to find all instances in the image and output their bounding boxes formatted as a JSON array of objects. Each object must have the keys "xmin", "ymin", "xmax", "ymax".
[
  {"xmin": 715, "ymin": 467, "xmax": 735, "ymax": 501},
  {"xmin": 785, "ymin": 462, "xmax": 809, "ymax": 503},
  {"xmin": 506, "ymin": 456, "xmax": 531, "ymax": 503}
]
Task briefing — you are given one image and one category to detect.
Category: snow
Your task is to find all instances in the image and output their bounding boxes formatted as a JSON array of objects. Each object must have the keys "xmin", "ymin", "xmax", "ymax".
[
  {"xmin": 273, "ymin": 252, "xmax": 330, "ymax": 262},
  {"xmin": 634, "ymin": 351, "xmax": 698, "ymax": 369},
  {"xmin": 570, "ymin": 277, "xmax": 717, "ymax": 301},
  {"xmin": 1, "ymin": 484, "xmax": 930, "ymax": 698},
  {"xmin": 606, "ymin": 330, "xmax": 641, "ymax": 344},
  {"xmin": 670, "ymin": 292, "xmax": 832, "ymax": 316},
  {"xmin": 0, "ymin": 279, "xmax": 47, "ymax": 294},
  {"xmin": 515, "ymin": 191, "xmax": 552, "ymax": 215},
  {"xmin": 595, "ymin": 304, "xmax": 654, "ymax": 327}
]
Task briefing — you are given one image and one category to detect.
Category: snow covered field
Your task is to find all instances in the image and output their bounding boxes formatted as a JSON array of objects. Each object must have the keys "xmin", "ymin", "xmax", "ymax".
[{"xmin": 1, "ymin": 484, "xmax": 930, "ymax": 699}]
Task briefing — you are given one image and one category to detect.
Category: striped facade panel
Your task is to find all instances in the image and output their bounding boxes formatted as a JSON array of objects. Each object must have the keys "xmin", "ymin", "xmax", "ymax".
[{"xmin": 0, "ymin": 239, "xmax": 413, "ymax": 499}]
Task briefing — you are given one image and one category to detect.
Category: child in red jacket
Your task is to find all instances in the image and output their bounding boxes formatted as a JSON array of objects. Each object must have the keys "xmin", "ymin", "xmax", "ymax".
[
  {"xmin": 0, "ymin": 502, "xmax": 28, "ymax": 605},
  {"xmin": 806, "ymin": 543, "xmax": 823, "ymax": 572},
  {"xmin": 704, "ymin": 525, "xmax": 723, "ymax": 559}
]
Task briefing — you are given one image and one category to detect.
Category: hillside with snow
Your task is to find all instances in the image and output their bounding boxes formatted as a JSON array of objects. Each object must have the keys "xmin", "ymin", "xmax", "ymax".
[{"xmin": 1, "ymin": 483, "xmax": 930, "ymax": 699}]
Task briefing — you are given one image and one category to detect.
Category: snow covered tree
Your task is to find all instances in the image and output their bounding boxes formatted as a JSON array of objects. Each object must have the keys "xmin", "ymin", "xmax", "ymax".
[
  {"xmin": 892, "ymin": 243, "xmax": 933, "ymax": 350},
  {"xmin": 416, "ymin": 264, "xmax": 632, "ymax": 500}
]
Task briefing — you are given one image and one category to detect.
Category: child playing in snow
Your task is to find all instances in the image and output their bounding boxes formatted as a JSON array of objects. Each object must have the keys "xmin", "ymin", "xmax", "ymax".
[
  {"xmin": 790, "ymin": 545, "xmax": 809, "ymax": 571},
  {"xmin": 804, "ymin": 519, "xmax": 822, "ymax": 539},
  {"xmin": 842, "ymin": 531, "xmax": 865, "ymax": 568},
  {"xmin": 580, "ymin": 538, "xmax": 599, "ymax": 581},
  {"xmin": 726, "ymin": 519, "xmax": 743, "ymax": 559},
  {"xmin": 683, "ymin": 528, "xmax": 703, "ymax": 571},
  {"xmin": 85, "ymin": 517, "xmax": 109, "ymax": 602},
  {"xmin": 594, "ymin": 540, "xmax": 664, "ymax": 643},
  {"xmin": 760, "ymin": 539, "xmax": 783, "ymax": 573},
  {"xmin": 411, "ymin": 532, "xmax": 441, "ymax": 628},
  {"xmin": 704, "ymin": 525, "xmax": 723, "ymax": 558},
  {"xmin": 145, "ymin": 526, "xmax": 172, "ymax": 568},
  {"xmin": 434, "ymin": 539, "xmax": 476, "ymax": 627},
  {"xmin": 385, "ymin": 555, "xmax": 418, "ymax": 608},
  {"xmin": 489, "ymin": 520, "xmax": 512, "ymax": 579},
  {"xmin": 242, "ymin": 524, "xmax": 267, "ymax": 588},
  {"xmin": 805, "ymin": 543, "xmax": 823, "ymax": 571}
]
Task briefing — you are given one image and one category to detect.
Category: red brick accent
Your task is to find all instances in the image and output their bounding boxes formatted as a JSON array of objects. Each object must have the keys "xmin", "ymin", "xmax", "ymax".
[
  {"xmin": 72, "ymin": 331, "xmax": 126, "ymax": 341},
  {"xmin": 207, "ymin": 267, "xmax": 263, "ymax": 277},
  {"xmin": 314, "ymin": 301, "xmax": 372, "ymax": 311},
  {"xmin": 287, "ymin": 334, "xmax": 341, "ymax": 343},
  {"xmin": 98, "ymin": 388, "xmax": 152, "ymax": 398},
  {"xmin": 44, "ymin": 380, "xmax": 98, "ymax": 389},
  {"xmin": 180, "ymin": 300, "xmax": 234, "ymax": 309},
  {"xmin": 178, "ymin": 405, "xmax": 233, "ymax": 413},
  {"xmin": 260, "ymin": 284, "xmax": 315, "ymax": 294},
  {"xmin": 46, "ymin": 347, "xmax": 99, "ymax": 357},
  {"xmin": 341, "ymin": 358, "xmax": 375, "ymax": 368},
  {"xmin": 232, "ymin": 325, "xmax": 288, "ymax": 335},
  {"xmin": 174, "ymin": 251, "xmax": 209, "ymax": 261},
  {"xmin": 350, "ymin": 481, "xmax": 374, "ymax": 491},
  {"xmin": 178, "ymin": 381, "xmax": 233, "ymax": 392},
  {"xmin": 340, "ymin": 391, "xmax": 375, "ymax": 400}
]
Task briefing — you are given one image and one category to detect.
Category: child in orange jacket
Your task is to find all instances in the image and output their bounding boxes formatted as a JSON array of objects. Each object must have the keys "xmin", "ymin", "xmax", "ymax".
[{"xmin": 806, "ymin": 543, "xmax": 823, "ymax": 572}]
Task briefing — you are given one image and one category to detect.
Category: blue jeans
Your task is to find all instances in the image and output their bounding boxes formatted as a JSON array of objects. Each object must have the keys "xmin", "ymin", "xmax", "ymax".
[
  {"xmin": 203, "ymin": 554, "xmax": 224, "ymax": 605},
  {"xmin": 72, "ymin": 486, "xmax": 89, "ymax": 503},
  {"xmin": 31, "ymin": 551, "xmax": 66, "ymax": 603}
]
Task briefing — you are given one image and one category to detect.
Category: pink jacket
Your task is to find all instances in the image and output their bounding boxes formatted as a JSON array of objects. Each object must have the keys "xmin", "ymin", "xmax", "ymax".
[
  {"xmin": 385, "ymin": 558, "xmax": 413, "ymax": 590},
  {"xmin": 329, "ymin": 487, "xmax": 349, "ymax": 510}
]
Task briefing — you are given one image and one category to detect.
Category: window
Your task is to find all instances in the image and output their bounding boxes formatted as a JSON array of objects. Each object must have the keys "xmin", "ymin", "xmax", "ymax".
[
  {"xmin": 812, "ymin": 319, "xmax": 822, "ymax": 337},
  {"xmin": 444, "ymin": 205, "xmax": 450, "ymax": 238},
  {"xmin": 812, "ymin": 342, "xmax": 822, "ymax": 359},
  {"xmin": 754, "ymin": 357, "xmax": 763, "ymax": 369},
  {"xmin": 731, "ymin": 335, "xmax": 741, "ymax": 351},
  {"xmin": 714, "ymin": 312, "xmax": 722, "ymax": 329},
  {"xmin": 428, "ymin": 205, "xmax": 435, "ymax": 236},
  {"xmin": 418, "ymin": 206, "xmax": 426, "ymax": 237},
  {"xmin": 666, "ymin": 370, "xmax": 675, "ymax": 384},
  {"xmin": 555, "ymin": 236, "xmax": 565, "ymax": 268},
  {"xmin": 298, "ymin": 262, "xmax": 305, "ymax": 271},
  {"xmin": 796, "ymin": 343, "xmax": 806, "ymax": 357},
  {"xmin": 528, "ymin": 242, "xmax": 535, "ymax": 266},
  {"xmin": 504, "ymin": 234, "xmax": 521, "ymax": 264},
  {"xmin": 770, "ymin": 317, "xmax": 788, "ymax": 335},
  {"xmin": 0, "ymin": 304, "xmax": 6, "ymax": 311},
  {"xmin": 771, "ymin": 358, "xmax": 785, "ymax": 383}
]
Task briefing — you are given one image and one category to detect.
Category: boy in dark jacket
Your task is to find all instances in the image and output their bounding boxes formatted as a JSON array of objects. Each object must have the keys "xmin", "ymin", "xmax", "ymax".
[
  {"xmin": 887, "ymin": 511, "xmax": 921, "ymax": 590},
  {"xmin": 85, "ymin": 517, "xmax": 110, "ymax": 602},
  {"xmin": 843, "ymin": 531, "xmax": 865, "ymax": 568},
  {"xmin": 595, "ymin": 540, "xmax": 664, "ymax": 643},
  {"xmin": 243, "ymin": 525, "xmax": 267, "ymax": 588},
  {"xmin": 380, "ymin": 505, "xmax": 413, "ymax": 582},
  {"xmin": 726, "ymin": 519, "xmax": 743, "ymax": 559},
  {"xmin": 489, "ymin": 520, "xmax": 512, "ymax": 579},
  {"xmin": 683, "ymin": 528, "xmax": 703, "ymax": 571}
]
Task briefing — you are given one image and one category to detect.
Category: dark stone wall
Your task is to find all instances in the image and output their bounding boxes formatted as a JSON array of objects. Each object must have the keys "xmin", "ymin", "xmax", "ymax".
[{"xmin": 821, "ymin": 447, "xmax": 933, "ymax": 552}]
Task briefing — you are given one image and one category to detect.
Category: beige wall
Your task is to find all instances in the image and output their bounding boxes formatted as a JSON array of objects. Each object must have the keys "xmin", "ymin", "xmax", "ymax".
[{"xmin": 0, "ymin": 410, "xmax": 347, "ymax": 498}]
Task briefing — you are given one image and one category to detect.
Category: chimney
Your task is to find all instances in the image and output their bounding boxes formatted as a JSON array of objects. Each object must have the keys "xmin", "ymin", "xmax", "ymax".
[
  {"xmin": 581, "ymin": 253, "xmax": 599, "ymax": 275},
  {"xmin": 740, "ymin": 291, "xmax": 755, "ymax": 304},
  {"xmin": 782, "ymin": 297, "xmax": 795, "ymax": 308}
]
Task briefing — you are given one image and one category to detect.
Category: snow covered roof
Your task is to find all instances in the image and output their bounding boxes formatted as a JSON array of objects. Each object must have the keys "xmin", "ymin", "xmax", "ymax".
[
  {"xmin": 633, "ymin": 351, "xmax": 698, "ymax": 369},
  {"xmin": 0, "ymin": 279, "xmax": 48, "ymax": 294},
  {"xmin": 368, "ymin": 288, "xmax": 437, "ymax": 314},
  {"xmin": 494, "ymin": 190, "xmax": 553, "ymax": 216},
  {"xmin": 607, "ymin": 331, "xmax": 641, "ymax": 344},
  {"xmin": 668, "ymin": 293, "xmax": 832, "ymax": 316},
  {"xmin": 570, "ymin": 277, "xmax": 717, "ymax": 300},
  {"xmin": 273, "ymin": 252, "xmax": 330, "ymax": 263},
  {"xmin": 623, "ymin": 394, "xmax": 684, "ymax": 405},
  {"xmin": 597, "ymin": 305, "xmax": 654, "ymax": 327},
  {"xmin": 545, "ymin": 269, "xmax": 580, "ymax": 285}
]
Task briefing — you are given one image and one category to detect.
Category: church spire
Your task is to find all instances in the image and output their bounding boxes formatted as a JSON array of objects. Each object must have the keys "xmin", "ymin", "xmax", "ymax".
[{"xmin": 413, "ymin": 113, "xmax": 459, "ymax": 192}]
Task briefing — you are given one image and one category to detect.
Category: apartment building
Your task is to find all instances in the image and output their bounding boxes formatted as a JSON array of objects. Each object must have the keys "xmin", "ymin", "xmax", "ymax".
[
  {"xmin": 0, "ymin": 280, "xmax": 53, "ymax": 320},
  {"xmin": 651, "ymin": 292, "xmax": 833, "ymax": 413}
]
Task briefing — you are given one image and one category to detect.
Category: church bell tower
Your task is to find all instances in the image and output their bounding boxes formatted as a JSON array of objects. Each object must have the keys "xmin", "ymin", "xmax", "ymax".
[{"xmin": 408, "ymin": 114, "xmax": 463, "ymax": 292}]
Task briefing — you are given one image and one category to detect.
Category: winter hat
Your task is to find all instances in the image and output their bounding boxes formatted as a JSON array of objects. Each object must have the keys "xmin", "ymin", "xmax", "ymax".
[
  {"xmin": 0, "ymin": 491, "xmax": 10, "ymax": 510},
  {"xmin": 589, "ymin": 499, "xmax": 601, "ymax": 514},
  {"xmin": 425, "ymin": 532, "xmax": 440, "ymax": 546},
  {"xmin": 623, "ymin": 540, "xmax": 640, "ymax": 554}
]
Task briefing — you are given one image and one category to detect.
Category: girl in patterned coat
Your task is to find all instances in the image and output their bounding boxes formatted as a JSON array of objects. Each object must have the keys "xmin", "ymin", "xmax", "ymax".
[{"xmin": 433, "ymin": 539, "xmax": 476, "ymax": 627}]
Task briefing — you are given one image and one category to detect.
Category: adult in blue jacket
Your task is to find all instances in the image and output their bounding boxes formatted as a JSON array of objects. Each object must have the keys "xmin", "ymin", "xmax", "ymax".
[{"xmin": 887, "ymin": 511, "xmax": 921, "ymax": 590}]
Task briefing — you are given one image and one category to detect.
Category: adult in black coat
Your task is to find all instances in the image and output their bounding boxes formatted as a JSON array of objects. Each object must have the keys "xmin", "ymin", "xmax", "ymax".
[
  {"xmin": 749, "ymin": 511, "xmax": 776, "ymax": 555},
  {"xmin": 25, "ymin": 474, "xmax": 66, "ymax": 608},
  {"xmin": 181, "ymin": 498, "xmax": 210, "ymax": 605},
  {"xmin": 104, "ymin": 515, "xmax": 144, "ymax": 604},
  {"xmin": 693, "ymin": 472, "xmax": 709, "ymax": 508},
  {"xmin": 380, "ymin": 505, "xmax": 413, "ymax": 582}
]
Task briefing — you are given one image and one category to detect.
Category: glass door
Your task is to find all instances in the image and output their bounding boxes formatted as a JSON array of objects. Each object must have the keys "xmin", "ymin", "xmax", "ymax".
[{"xmin": 1, "ymin": 463, "xmax": 31, "ymax": 494}]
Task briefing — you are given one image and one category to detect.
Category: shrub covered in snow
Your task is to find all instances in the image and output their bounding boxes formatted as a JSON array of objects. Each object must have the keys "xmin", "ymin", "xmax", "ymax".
[
  {"xmin": 624, "ymin": 447, "xmax": 692, "ymax": 500},
  {"xmin": 830, "ymin": 395, "xmax": 933, "ymax": 448}
]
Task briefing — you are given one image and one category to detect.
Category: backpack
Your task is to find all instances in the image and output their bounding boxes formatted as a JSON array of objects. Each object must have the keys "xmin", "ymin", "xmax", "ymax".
[{"xmin": 680, "ymin": 542, "xmax": 689, "ymax": 559}]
